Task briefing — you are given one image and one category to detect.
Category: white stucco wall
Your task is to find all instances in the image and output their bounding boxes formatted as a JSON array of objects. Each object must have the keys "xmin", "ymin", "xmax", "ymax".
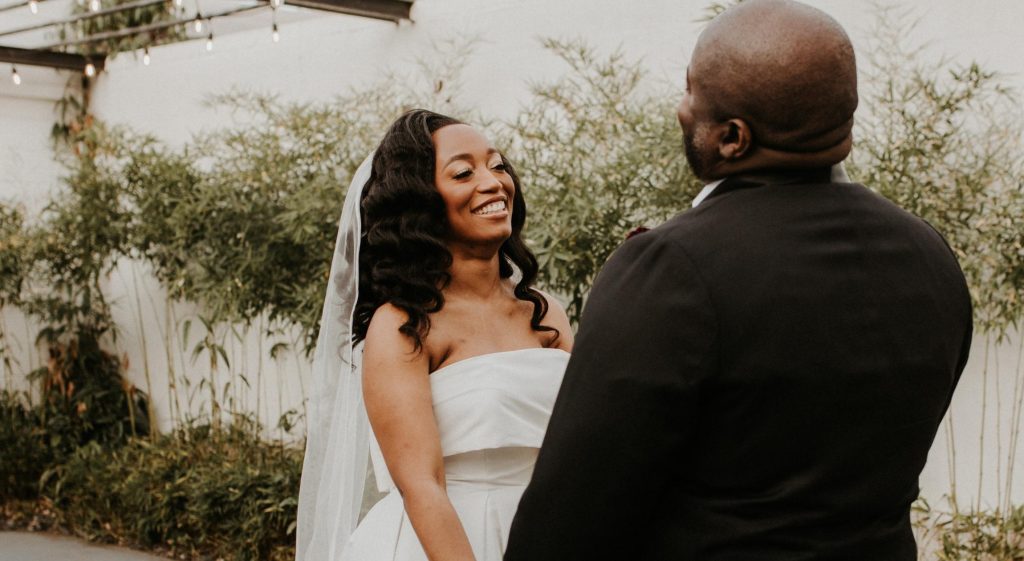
[
  {"xmin": 0, "ymin": 66, "xmax": 67, "ymax": 214},
  {"xmin": 1, "ymin": 0, "xmax": 1023, "ymax": 509}
]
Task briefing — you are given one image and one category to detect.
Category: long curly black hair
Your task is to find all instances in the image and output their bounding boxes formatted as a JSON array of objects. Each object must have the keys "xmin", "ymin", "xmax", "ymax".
[{"xmin": 352, "ymin": 109, "xmax": 556, "ymax": 351}]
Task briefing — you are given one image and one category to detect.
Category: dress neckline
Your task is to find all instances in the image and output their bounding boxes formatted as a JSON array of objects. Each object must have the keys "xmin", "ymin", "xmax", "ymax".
[{"xmin": 429, "ymin": 347, "xmax": 569, "ymax": 379}]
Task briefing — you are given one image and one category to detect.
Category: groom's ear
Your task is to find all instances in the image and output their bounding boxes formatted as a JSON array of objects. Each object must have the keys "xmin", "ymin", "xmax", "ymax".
[{"xmin": 717, "ymin": 118, "xmax": 753, "ymax": 161}]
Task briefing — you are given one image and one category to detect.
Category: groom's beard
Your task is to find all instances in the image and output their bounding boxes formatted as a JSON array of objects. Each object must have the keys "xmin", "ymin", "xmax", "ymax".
[{"xmin": 683, "ymin": 123, "xmax": 714, "ymax": 181}]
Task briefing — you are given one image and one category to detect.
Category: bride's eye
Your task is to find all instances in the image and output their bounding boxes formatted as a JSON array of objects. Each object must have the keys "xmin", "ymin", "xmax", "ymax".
[
  {"xmin": 490, "ymin": 162, "xmax": 507, "ymax": 172},
  {"xmin": 453, "ymin": 169, "xmax": 472, "ymax": 180}
]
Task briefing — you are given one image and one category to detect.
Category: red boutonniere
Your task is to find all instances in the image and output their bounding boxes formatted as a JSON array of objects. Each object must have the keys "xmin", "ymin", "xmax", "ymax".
[{"xmin": 625, "ymin": 226, "xmax": 650, "ymax": 240}]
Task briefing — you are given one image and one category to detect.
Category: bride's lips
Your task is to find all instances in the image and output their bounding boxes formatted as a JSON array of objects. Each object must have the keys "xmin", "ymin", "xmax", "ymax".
[{"xmin": 471, "ymin": 196, "xmax": 509, "ymax": 219}]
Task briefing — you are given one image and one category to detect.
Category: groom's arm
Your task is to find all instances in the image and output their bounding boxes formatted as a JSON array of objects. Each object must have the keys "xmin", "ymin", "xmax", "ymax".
[{"xmin": 505, "ymin": 230, "xmax": 716, "ymax": 560}]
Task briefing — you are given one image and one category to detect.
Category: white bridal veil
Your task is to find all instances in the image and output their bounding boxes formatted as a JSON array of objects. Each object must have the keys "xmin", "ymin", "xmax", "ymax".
[{"xmin": 296, "ymin": 153, "xmax": 375, "ymax": 561}]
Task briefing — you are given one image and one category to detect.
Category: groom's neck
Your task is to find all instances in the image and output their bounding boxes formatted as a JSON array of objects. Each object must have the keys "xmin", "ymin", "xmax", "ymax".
[{"xmin": 704, "ymin": 133, "xmax": 852, "ymax": 183}]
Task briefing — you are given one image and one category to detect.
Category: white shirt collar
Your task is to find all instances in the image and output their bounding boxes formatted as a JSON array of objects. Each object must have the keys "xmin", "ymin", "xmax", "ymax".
[
  {"xmin": 692, "ymin": 178, "xmax": 726, "ymax": 208},
  {"xmin": 691, "ymin": 164, "xmax": 849, "ymax": 208}
]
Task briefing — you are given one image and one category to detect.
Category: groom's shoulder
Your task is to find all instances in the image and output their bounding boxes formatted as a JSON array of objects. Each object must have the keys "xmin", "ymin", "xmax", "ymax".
[
  {"xmin": 611, "ymin": 213, "xmax": 705, "ymax": 271},
  {"xmin": 640, "ymin": 205, "xmax": 719, "ymax": 252}
]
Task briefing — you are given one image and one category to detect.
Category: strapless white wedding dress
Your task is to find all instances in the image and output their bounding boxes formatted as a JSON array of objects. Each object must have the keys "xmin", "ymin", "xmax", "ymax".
[{"xmin": 340, "ymin": 347, "xmax": 569, "ymax": 561}]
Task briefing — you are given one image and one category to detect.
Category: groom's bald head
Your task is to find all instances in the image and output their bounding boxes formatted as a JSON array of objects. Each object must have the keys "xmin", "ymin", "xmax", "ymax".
[
  {"xmin": 678, "ymin": 0, "xmax": 858, "ymax": 180},
  {"xmin": 693, "ymin": 0, "xmax": 857, "ymax": 151}
]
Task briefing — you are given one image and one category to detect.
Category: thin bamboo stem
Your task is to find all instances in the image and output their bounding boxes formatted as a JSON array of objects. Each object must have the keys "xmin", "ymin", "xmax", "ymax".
[
  {"xmin": 128, "ymin": 265, "xmax": 158, "ymax": 438},
  {"xmin": 946, "ymin": 409, "xmax": 959, "ymax": 515},
  {"xmin": 292, "ymin": 330, "xmax": 308, "ymax": 437},
  {"xmin": 272, "ymin": 320, "xmax": 285, "ymax": 442},
  {"xmin": 168, "ymin": 302, "xmax": 189, "ymax": 424},
  {"xmin": 0, "ymin": 306, "xmax": 14, "ymax": 390},
  {"xmin": 22, "ymin": 319, "xmax": 34, "ymax": 406},
  {"xmin": 976, "ymin": 335, "xmax": 991, "ymax": 512},
  {"xmin": 994, "ymin": 333, "xmax": 1003, "ymax": 511},
  {"xmin": 157, "ymin": 297, "xmax": 179, "ymax": 427},
  {"xmin": 236, "ymin": 324, "xmax": 245, "ymax": 419},
  {"xmin": 1003, "ymin": 332, "xmax": 1024, "ymax": 513}
]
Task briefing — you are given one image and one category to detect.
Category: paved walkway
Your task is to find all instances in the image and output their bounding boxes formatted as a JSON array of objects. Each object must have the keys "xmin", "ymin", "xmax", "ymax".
[{"xmin": 0, "ymin": 532, "xmax": 166, "ymax": 561}]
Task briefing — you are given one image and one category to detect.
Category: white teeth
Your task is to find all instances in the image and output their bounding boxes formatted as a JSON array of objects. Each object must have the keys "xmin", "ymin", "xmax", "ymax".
[{"xmin": 473, "ymin": 200, "xmax": 507, "ymax": 215}]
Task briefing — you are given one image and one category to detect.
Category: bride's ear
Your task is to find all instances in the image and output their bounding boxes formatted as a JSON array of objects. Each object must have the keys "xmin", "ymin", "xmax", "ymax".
[{"xmin": 717, "ymin": 118, "xmax": 753, "ymax": 161}]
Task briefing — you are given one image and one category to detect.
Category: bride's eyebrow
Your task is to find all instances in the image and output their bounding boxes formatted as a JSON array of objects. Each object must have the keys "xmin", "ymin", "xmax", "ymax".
[
  {"xmin": 443, "ymin": 149, "xmax": 500, "ymax": 168},
  {"xmin": 443, "ymin": 154, "xmax": 473, "ymax": 168}
]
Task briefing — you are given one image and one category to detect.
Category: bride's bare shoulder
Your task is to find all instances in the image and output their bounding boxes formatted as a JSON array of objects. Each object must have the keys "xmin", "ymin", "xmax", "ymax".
[
  {"xmin": 532, "ymin": 289, "xmax": 574, "ymax": 352},
  {"xmin": 364, "ymin": 303, "xmax": 443, "ymax": 370},
  {"xmin": 364, "ymin": 303, "xmax": 409, "ymax": 341},
  {"xmin": 364, "ymin": 304, "xmax": 416, "ymax": 356}
]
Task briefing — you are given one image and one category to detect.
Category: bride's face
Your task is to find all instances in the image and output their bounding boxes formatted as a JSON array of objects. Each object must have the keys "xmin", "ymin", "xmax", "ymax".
[{"xmin": 432, "ymin": 124, "xmax": 515, "ymax": 248}]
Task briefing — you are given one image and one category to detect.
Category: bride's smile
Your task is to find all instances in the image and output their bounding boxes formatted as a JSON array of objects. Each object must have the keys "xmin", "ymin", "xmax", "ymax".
[{"xmin": 471, "ymin": 197, "xmax": 509, "ymax": 218}]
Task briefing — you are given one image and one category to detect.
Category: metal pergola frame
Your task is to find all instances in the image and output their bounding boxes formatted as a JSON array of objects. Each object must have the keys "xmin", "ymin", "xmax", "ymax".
[
  {"xmin": 284, "ymin": 0, "xmax": 409, "ymax": 20},
  {"xmin": 0, "ymin": 44, "xmax": 102, "ymax": 71},
  {"xmin": 0, "ymin": 0, "xmax": 412, "ymax": 72}
]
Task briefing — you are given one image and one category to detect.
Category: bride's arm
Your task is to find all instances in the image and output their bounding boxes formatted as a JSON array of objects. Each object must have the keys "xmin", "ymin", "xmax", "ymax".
[{"xmin": 363, "ymin": 304, "xmax": 476, "ymax": 561}]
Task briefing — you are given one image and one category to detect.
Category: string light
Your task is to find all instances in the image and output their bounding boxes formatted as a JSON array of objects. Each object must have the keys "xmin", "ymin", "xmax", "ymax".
[
  {"xmin": 270, "ymin": 0, "xmax": 283, "ymax": 7},
  {"xmin": 28, "ymin": 0, "xmax": 38, "ymax": 14},
  {"xmin": 271, "ymin": 7, "xmax": 279, "ymax": 43},
  {"xmin": 143, "ymin": 46, "xmax": 151, "ymax": 66},
  {"xmin": 193, "ymin": 14, "xmax": 203, "ymax": 33},
  {"xmin": 89, "ymin": 0, "xmax": 100, "ymax": 12},
  {"xmin": 11, "ymin": 67, "xmax": 21, "ymax": 86},
  {"xmin": 205, "ymin": 32, "xmax": 213, "ymax": 51},
  {"xmin": 84, "ymin": 63, "xmax": 96, "ymax": 77}
]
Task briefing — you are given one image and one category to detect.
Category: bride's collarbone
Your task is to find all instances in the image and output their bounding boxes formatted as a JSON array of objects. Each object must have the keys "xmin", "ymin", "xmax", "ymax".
[{"xmin": 426, "ymin": 307, "xmax": 551, "ymax": 373}]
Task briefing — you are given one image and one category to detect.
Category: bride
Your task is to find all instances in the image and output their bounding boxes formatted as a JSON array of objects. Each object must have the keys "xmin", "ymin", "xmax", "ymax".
[{"xmin": 296, "ymin": 109, "xmax": 573, "ymax": 561}]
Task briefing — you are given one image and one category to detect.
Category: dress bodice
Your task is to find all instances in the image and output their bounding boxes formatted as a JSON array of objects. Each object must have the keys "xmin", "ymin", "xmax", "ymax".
[{"xmin": 369, "ymin": 347, "xmax": 569, "ymax": 492}]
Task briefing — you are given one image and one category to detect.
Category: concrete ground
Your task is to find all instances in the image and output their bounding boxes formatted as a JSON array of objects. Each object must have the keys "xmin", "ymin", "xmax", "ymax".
[{"xmin": 0, "ymin": 532, "xmax": 167, "ymax": 561}]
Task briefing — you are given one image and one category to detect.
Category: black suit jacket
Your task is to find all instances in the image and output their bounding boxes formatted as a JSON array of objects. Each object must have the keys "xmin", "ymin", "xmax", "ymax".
[{"xmin": 505, "ymin": 169, "xmax": 972, "ymax": 561}]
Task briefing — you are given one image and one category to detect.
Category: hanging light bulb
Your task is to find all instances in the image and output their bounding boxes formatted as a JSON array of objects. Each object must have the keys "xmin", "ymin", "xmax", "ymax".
[
  {"xmin": 28, "ymin": 0, "xmax": 38, "ymax": 14},
  {"xmin": 270, "ymin": 0, "xmax": 283, "ymax": 8},
  {"xmin": 272, "ymin": 23, "xmax": 279, "ymax": 43},
  {"xmin": 143, "ymin": 46, "xmax": 151, "ymax": 66},
  {"xmin": 84, "ymin": 63, "xmax": 96, "ymax": 77},
  {"xmin": 193, "ymin": 14, "xmax": 203, "ymax": 33},
  {"xmin": 11, "ymin": 67, "xmax": 21, "ymax": 86},
  {"xmin": 205, "ymin": 32, "xmax": 213, "ymax": 51},
  {"xmin": 89, "ymin": 0, "xmax": 100, "ymax": 12}
]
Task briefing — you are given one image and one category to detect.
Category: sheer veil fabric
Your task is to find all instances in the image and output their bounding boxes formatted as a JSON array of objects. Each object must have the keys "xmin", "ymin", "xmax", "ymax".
[{"xmin": 296, "ymin": 153, "xmax": 374, "ymax": 561}]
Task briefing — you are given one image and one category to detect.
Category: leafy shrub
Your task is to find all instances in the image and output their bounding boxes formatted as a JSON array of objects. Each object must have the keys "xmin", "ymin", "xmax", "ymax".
[
  {"xmin": 0, "ymin": 331, "xmax": 147, "ymax": 502},
  {"xmin": 0, "ymin": 391, "xmax": 52, "ymax": 502},
  {"xmin": 29, "ymin": 328, "xmax": 149, "ymax": 457},
  {"xmin": 0, "ymin": 202, "xmax": 27, "ymax": 373},
  {"xmin": 915, "ymin": 499, "xmax": 1024, "ymax": 560},
  {"xmin": 44, "ymin": 416, "xmax": 301, "ymax": 561},
  {"xmin": 17, "ymin": 126, "xmax": 135, "ymax": 338},
  {"xmin": 0, "ymin": 202, "xmax": 26, "ymax": 307}
]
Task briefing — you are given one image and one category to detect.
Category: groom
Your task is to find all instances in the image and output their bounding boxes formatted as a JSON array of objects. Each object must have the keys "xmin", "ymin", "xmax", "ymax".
[{"xmin": 505, "ymin": 1, "xmax": 972, "ymax": 560}]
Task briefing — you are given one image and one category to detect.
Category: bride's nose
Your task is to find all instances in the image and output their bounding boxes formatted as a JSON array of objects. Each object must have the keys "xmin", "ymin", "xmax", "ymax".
[{"xmin": 477, "ymin": 170, "xmax": 503, "ymax": 193}]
